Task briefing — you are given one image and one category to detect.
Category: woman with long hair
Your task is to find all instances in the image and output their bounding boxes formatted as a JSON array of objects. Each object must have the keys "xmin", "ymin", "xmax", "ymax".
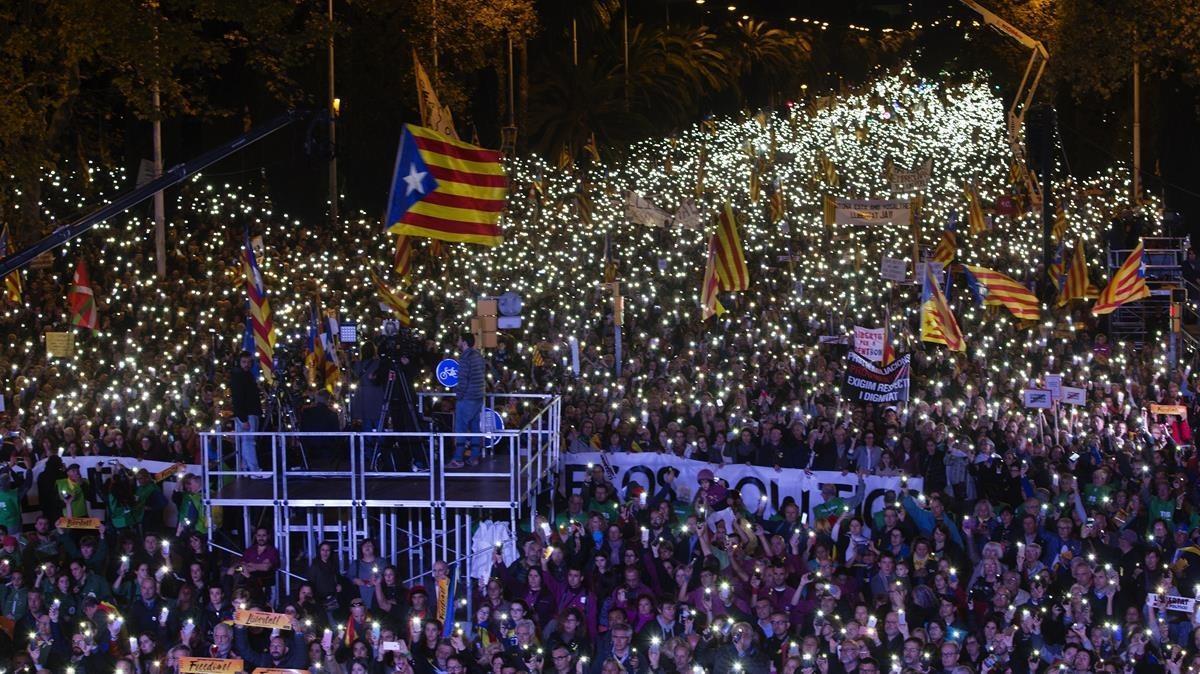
[{"xmin": 373, "ymin": 564, "xmax": 407, "ymax": 624}]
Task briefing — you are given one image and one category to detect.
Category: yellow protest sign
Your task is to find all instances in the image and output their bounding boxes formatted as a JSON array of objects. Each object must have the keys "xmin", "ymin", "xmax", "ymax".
[
  {"xmin": 155, "ymin": 463, "xmax": 187, "ymax": 483},
  {"xmin": 234, "ymin": 609, "xmax": 293, "ymax": 630},
  {"xmin": 56, "ymin": 517, "xmax": 102, "ymax": 530},
  {"xmin": 45, "ymin": 332, "xmax": 75, "ymax": 358},
  {"xmin": 1150, "ymin": 403, "xmax": 1188, "ymax": 417},
  {"xmin": 179, "ymin": 658, "xmax": 244, "ymax": 674}
]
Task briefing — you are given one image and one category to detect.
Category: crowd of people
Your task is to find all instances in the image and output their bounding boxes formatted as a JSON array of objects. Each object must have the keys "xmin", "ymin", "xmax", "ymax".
[
  {"xmin": 2, "ymin": 76, "xmax": 1200, "ymax": 674},
  {"xmin": 2, "ymin": 293, "xmax": 1200, "ymax": 674}
]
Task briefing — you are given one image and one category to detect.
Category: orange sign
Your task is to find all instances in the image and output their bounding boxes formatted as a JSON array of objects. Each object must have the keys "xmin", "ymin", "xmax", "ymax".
[
  {"xmin": 155, "ymin": 463, "xmax": 187, "ymax": 483},
  {"xmin": 179, "ymin": 658, "xmax": 244, "ymax": 674},
  {"xmin": 234, "ymin": 609, "xmax": 293, "ymax": 630},
  {"xmin": 1151, "ymin": 404, "xmax": 1188, "ymax": 417},
  {"xmin": 56, "ymin": 517, "xmax": 101, "ymax": 530}
]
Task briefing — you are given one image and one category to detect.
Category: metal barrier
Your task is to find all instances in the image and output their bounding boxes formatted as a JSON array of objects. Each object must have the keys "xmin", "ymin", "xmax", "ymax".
[{"xmin": 199, "ymin": 393, "xmax": 561, "ymax": 595}]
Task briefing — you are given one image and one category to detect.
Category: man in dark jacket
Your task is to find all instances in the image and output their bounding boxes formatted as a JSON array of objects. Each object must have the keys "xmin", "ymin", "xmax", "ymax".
[
  {"xmin": 230, "ymin": 351, "xmax": 264, "ymax": 474},
  {"xmin": 449, "ymin": 333, "xmax": 486, "ymax": 468},
  {"xmin": 235, "ymin": 620, "xmax": 309, "ymax": 669}
]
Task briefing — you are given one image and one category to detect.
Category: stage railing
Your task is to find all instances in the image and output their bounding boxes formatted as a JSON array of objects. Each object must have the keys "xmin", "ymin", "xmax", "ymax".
[{"xmin": 199, "ymin": 393, "xmax": 561, "ymax": 594}]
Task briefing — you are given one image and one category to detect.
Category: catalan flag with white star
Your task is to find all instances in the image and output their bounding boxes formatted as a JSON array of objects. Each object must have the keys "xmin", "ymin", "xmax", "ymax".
[
  {"xmin": 962, "ymin": 265, "xmax": 1040, "ymax": 321},
  {"xmin": 1047, "ymin": 240, "xmax": 1065, "ymax": 290},
  {"xmin": 1093, "ymin": 239, "xmax": 1150, "ymax": 316},
  {"xmin": 385, "ymin": 124, "xmax": 507, "ymax": 246}
]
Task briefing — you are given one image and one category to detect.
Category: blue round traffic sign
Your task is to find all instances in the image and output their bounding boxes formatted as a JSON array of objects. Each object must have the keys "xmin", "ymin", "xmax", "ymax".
[
  {"xmin": 435, "ymin": 358, "xmax": 460, "ymax": 388},
  {"xmin": 480, "ymin": 407, "xmax": 504, "ymax": 447}
]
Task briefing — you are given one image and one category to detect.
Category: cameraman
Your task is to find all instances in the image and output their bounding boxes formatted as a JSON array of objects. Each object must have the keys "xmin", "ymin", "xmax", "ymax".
[
  {"xmin": 299, "ymin": 389, "xmax": 343, "ymax": 467},
  {"xmin": 351, "ymin": 341, "xmax": 387, "ymax": 433}
]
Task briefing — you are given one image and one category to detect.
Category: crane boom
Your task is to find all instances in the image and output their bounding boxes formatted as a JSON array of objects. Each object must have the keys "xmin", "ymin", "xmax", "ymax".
[
  {"xmin": 0, "ymin": 110, "xmax": 308, "ymax": 279},
  {"xmin": 958, "ymin": 0, "xmax": 1048, "ymax": 204}
]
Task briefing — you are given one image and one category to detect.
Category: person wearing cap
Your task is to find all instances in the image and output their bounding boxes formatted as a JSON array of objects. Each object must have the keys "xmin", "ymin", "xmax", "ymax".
[{"xmin": 406, "ymin": 584, "xmax": 431, "ymax": 624}]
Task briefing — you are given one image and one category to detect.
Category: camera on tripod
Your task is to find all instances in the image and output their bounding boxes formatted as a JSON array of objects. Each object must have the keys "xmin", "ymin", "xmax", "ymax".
[{"xmin": 355, "ymin": 327, "xmax": 427, "ymax": 472}]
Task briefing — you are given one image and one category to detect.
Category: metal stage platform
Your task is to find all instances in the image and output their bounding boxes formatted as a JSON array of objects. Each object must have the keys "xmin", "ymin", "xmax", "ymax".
[{"xmin": 200, "ymin": 393, "xmax": 561, "ymax": 595}]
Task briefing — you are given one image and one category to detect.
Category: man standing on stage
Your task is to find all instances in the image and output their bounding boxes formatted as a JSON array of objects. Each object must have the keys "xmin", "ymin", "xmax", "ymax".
[
  {"xmin": 231, "ymin": 351, "xmax": 264, "ymax": 475},
  {"xmin": 448, "ymin": 333, "xmax": 485, "ymax": 469}
]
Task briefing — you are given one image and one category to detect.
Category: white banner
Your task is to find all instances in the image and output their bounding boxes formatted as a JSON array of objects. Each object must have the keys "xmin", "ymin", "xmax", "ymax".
[
  {"xmin": 888, "ymin": 158, "xmax": 932, "ymax": 192},
  {"xmin": 1061, "ymin": 386, "xmax": 1086, "ymax": 405},
  {"xmin": 917, "ymin": 261, "xmax": 944, "ymax": 288},
  {"xmin": 21, "ymin": 456, "xmax": 198, "ymax": 527},
  {"xmin": 1022, "ymin": 389, "xmax": 1053, "ymax": 409},
  {"xmin": 561, "ymin": 452, "xmax": 921, "ymax": 520},
  {"xmin": 1148, "ymin": 594, "xmax": 1200, "ymax": 617},
  {"xmin": 828, "ymin": 199, "xmax": 912, "ymax": 226},
  {"xmin": 1044, "ymin": 374, "xmax": 1063, "ymax": 401},
  {"xmin": 880, "ymin": 256, "xmax": 908, "ymax": 283},
  {"xmin": 624, "ymin": 192, "xmax": 673, "ymax": 227},
  {"xmin": 852, "ymin": 326, "xmax": 885, "ymax": 363},
  {"xmin": 673, "ymin": 199, "xmax": 703, "ymax": 230}
]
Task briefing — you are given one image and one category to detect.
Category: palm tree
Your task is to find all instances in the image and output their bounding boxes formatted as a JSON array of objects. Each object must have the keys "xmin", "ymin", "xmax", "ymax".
[
  {"xmin": 528, "ymin": 22, "xmax": 735, "ymax": 160},
  {"xmin": 723, "ymin": 19, "xmax": 812, "ymax": 109}
]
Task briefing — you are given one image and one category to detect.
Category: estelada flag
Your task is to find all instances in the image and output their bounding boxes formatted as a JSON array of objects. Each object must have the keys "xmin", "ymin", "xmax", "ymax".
[
  {"xmin": 385, "ymin": 124, "xmax": 507, "ymax": 246},
  {"xmin": 68, "ymin": 259, "xmax": 97, "ymax": 329},
  {"xmin": 1093, "ymin": 239, "xmax": 1150, "ymax": 316}
]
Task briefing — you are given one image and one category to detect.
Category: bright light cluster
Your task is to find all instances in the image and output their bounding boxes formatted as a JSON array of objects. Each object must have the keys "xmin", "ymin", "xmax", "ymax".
[{"xmin": 2, "ymin": 66, "xmax": 1166, "ymax": 442}]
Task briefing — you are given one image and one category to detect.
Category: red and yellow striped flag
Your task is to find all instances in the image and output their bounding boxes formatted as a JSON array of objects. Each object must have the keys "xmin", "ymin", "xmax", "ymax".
[
  {"xmin": 370, "ymin": 269, "xmax": 414, "ymax": 326},
  {"xmin": 1093, "ymin": 240, "xmax": 1150, "ymax": 316},
  {"xmin": 0, "ymin": 225, "xmax": 21, "ymax": 304},
  {"xmin": 700, "ymin": 237, "xmax": 726, "ymax": 320},
  {"xmin": 385, "ymin": 124, "xmax": 507, "ymax": 246},
  {"xmin": 963, "ymin": 183, "xmax": 987, "ymax": 235},
  {"xmin": 241, "ymin": 236, "xmax": 276, "ymax": 383},
  {"xmin": 712, "ymin": 203, "xmax": 750, "ymax": 291},
  {"xmin": 1059, "ymin": 239, "xmax": 1099, "ymax": 307},
  {"xmin": 1051, "ymin": 207, "xmax": 1068, "ymax": 244},
  {"xmin": 394, "ymin": 234, "xmax": 413, "ymax": 282},
  {"xmin": 932, "ymin": 218, "xmax": 957, "ymax": 265},
  {"xmin": 920, "ymin": 271, "xmax": 965, "ymax": 351},
  {"xmin": 963, "ymin": 265, "xmax": 1040, "ymax": 321}
]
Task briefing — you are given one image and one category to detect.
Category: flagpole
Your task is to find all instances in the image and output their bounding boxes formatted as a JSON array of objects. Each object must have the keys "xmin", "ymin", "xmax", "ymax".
[{"xmin": 327, "ymin": 0, "xmax": 338, "ymax": 225}]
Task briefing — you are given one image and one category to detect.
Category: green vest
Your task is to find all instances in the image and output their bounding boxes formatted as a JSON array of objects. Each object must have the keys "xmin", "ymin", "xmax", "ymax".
[
  {"xmin": 181, "ymin": 492, "xmax": 208, "ymax": 534},
  {"xmin": 0, "ymin": 487, "xmax": 20, "ymax": 534},
  {"xmin": 107, "ymin": 493, "xmax": 133, "ymax": 529},
  {"xmin": 55, "ymin": 478, "xmax": 88, "ymax": 517},
  {"xmin": 133, "ymin": 483, "xmax": 157, "ymax": 523}
]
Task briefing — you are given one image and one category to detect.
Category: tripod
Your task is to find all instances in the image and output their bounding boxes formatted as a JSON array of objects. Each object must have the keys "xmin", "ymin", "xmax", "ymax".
[
  {"xmin": 368, "ymin": 369, "xmax": 396, "ymax": 471},
  {"xmin": 368, "ymin": 361, "xmax": 426, "ymax": 471}
]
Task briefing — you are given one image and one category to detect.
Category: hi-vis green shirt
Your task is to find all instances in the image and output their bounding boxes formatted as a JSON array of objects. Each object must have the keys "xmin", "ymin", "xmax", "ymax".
[
  {"xmin": 0, "ymin": 487, "xmax": 20, "ymax": 533},
  {"xmin": 180, "ymin": 492, "xmax": 208, "ymax": 534},
  {"xmin": 56, "ymin": 478, "xmax": 88, "ymax": 517}
]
